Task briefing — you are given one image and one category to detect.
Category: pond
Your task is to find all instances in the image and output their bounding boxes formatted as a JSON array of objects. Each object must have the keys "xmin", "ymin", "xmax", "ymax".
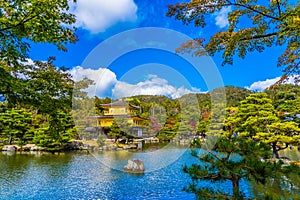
[{"xmin": 0, "ymin": 146, "xmax": 260, "ymax": 200}]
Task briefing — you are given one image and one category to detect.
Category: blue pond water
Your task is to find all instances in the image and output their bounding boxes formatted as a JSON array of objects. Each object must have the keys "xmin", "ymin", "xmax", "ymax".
[{"xmin": 0, "ymin": 148, "xmax": 252, "ymax": 200}]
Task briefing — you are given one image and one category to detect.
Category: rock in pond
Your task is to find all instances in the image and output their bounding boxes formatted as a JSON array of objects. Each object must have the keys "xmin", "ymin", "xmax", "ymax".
[
  {"xmin": 123, "ymin": 159, "xmax": 145, "ymax": 174},
  {"xmin": 2, "ymin": 145, "xmax": 17, "ymax": 152},
  {"xmin": 29, "ymin": 145, "xmax": 44, "ymax": 151}
]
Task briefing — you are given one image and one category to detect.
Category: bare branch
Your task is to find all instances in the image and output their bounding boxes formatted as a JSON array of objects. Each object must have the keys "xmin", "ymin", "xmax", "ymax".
[
  {"xmin": 0, "ymin": 14, "xmax": 38, "ymax": 33},
  {"xmin": 277, "ymin": 143, "xmax": 289, "ymax": 151},
  {"xmin": 276, "ymin": 0, "xmax": 282, "ymax": 17},
  {"xmin": 240, "ymin": 32, "xmax": 278, "ymax": 41},
  {"xmin": 225, "ymin": 0, "xmax": 280, "ymax": 21}
]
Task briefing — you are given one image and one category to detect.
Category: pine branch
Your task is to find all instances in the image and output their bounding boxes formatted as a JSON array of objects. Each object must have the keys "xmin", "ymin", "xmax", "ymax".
[
  {"xmin": 206, "ymin": 149, "xmax": 225, "ymax": 161},
  {"xmin": 204, "ymin": 149, "xmax": 239, "ymax": 179}
]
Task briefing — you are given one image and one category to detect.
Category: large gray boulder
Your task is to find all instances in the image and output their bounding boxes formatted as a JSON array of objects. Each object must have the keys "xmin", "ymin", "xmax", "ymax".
[{"xmin": 123, "ymin": 159, "xmax": 145, "ymax": 174}]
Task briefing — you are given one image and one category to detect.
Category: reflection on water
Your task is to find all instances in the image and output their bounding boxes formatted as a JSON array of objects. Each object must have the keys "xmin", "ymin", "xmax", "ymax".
[
  {"xmin": 92, "ymin": 145, "xmax": 190, "ymax": 172},
  {"xmin": 2, "ymin": 147, "xmax": 291, "ymax": 200},
  {"xmin": 0, "ymin": 150, "xmax": 197, "ymax": 200}
]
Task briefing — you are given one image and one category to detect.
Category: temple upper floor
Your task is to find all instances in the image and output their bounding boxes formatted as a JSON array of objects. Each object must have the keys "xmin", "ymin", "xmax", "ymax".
[{"xmin": 101, "ymin": 101, "xmax": 139, "ymax": 116}]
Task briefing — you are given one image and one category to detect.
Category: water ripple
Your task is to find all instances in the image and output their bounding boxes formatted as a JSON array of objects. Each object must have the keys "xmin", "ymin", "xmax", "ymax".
[{"xmin": 0, "ymin": 150, "xmax": 255, "ymax": 200}]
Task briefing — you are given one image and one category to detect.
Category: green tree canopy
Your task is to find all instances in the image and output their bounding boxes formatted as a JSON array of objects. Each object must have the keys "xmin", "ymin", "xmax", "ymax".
[
  {"xmin": 0, "ymin": 108, "xmax": 33, "ymax": 145},
  {"xmin": 7, "ymin": 57, "xmax": 74, "ymax": 112},
  {"xmin": 265, "ymin": 84, "xmax": 300, "ymax": 109},
  {"xmin": 225, "ymin": 92, "xmax": 300, "ymax": 158},
  {"xmin": 236, "ymin": 93, "xmax": 278, "ymax": 136},
  {"xmin": 254, "ymin": 121, "xmax": 300, "ymax": 158},
  {"xmin": 167, "ymin": 0, "xmax": 300, "ymax": 83},
  {"xmin": 265, "ymin": 84, "xmax": 300, "ymax": 124},
  {"xmin": 0, "ymin": 0, "xmax": 76, "ymax": 64},
  {"xmin": 251, "ymin": 162, "xmax": 300, "ymax": 199},
  {"xmin": 0, "ymin": 0, "xmax": 77, "ymax": 103},
  {"xmin": 33, "ymin": 110, "xmax": 76, "ymax": 151},
  {"xmin": 107, "ymin": 118, "xmax": 134, "ymax": 141}
]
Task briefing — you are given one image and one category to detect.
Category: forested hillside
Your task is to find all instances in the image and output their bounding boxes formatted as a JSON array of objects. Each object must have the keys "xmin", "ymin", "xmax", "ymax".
[{"xmin": 1, "ymin": 84, "xmax": 299, "ymax": 150}]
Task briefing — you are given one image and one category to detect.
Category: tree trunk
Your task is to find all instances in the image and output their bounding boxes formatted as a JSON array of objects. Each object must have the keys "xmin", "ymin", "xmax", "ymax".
[
  {"xmin": 273, "ymin": 150, "xmax": 279, "ymax": 159},
  {"xmin": 232, "ymin": 178, "xmax": 240, "ymax": 199},
  {"xmin": 272, "ymin": 143, "xmax": 279, "ymax": 159},
  {"xmin": 8, "ymin": 135, "xmax": 12, "ymax": 145}
]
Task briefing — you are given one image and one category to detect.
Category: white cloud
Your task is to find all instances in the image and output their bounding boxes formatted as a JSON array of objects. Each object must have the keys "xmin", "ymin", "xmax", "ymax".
[
  {"xmin": 69, "ymin": 0, "xmax": 137, "ymax": 33},
  {"xmin": 246, "ymin": 76, "xmax": 298, "ymax": 91},
  {"xmin": 247, "ymin": 77, "xmax": 280, "ymax": 91},
  {"xmin": 112, "ymin": 75, "xmax": 200, "ymax": 99},
  {"xmin": 69, "ymin": 66, "xmax": 117, "ymax": 97},
  {"xmin": 70, "ymin": 68, "xmax": 201, "ymax": 98},
  {"xmin": 215, "ymin": 7, "xmax": 231, "ymax": 28}
]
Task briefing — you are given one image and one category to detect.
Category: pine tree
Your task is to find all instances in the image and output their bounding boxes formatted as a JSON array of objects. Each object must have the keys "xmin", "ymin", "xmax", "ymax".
[
  {"xmin": 184, "ymin": 135, "xmax": 278, "ymax": 199},
  {"xmin": 33, "ymin": 111, "xmax": 76, "ymax": 151},
  {"xmin": 232, "ymin": 93, "xmax": 300, "ymax": 158},
  {"xmin": 0, "ymin": 108, "xmax": 33, "ymax": 146}
]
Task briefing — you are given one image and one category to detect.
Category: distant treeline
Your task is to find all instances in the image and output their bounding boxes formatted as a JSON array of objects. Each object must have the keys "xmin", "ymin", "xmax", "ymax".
[{"xmin": 1, "ymin": 84, "xmax": 299, "ymax": 151}]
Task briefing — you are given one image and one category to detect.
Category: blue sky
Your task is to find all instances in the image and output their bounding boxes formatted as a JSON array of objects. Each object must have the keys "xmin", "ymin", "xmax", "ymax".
[{"xmin": 29, "ymin": 0, "xmax": 292, "ymax": 98}]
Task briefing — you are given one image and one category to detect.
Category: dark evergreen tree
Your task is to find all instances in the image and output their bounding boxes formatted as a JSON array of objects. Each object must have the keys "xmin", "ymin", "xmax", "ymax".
[{"xmin": 184, "ymin": 136, "xmax": 280, "ymax": 199}]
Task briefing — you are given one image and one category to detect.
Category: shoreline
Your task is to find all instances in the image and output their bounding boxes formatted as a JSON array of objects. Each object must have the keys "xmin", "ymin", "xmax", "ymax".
[
  {"xmin": 0, "ymin": 137, "xmax": 193, "ymax": 153},
  {"xmin": 1, "ymin": 142, "xmax": 300, "ymax": 162}
]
